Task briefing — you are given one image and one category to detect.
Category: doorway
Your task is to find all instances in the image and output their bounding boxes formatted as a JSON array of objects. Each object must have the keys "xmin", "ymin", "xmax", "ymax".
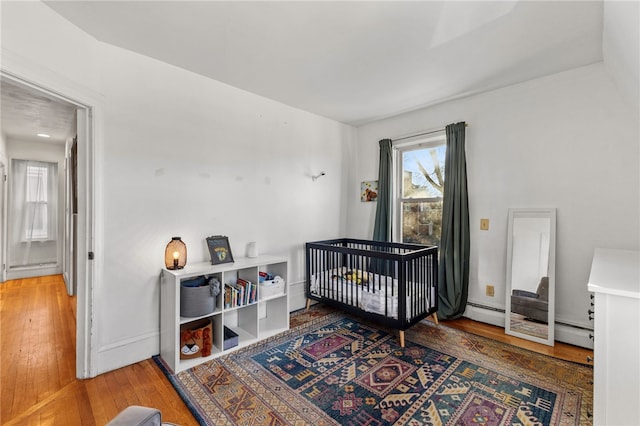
[
  {"xmin": 1, "ymin": 78, "xmax": 74, "ymax": 281},
  {"xmin": 0, "ymin": 71, "xmax": 95, "ymax": 378}
]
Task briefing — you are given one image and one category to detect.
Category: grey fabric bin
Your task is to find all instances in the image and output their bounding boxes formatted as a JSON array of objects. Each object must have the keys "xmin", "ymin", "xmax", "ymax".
[
  {"xmin": 180, "ymin": 279, "xmax": 215, "ymax": 317},
  {"xmin": 223, "ymin": 326, "xmax": 239, "ymax": 350}
]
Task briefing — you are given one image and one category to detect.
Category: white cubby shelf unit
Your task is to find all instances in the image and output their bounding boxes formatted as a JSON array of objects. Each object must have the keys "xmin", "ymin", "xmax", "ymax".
[{"xmin": 160, "ymin": 255, "xmax": 289, "ymax": 373}]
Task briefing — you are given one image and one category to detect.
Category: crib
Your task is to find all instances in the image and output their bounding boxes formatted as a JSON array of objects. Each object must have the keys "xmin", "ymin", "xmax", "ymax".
[{"xmin": 305, "ymin": 238, "xmax": 439, "ymax": 346}]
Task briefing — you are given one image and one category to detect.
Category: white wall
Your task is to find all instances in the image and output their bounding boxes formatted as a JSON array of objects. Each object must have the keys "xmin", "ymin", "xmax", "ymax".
[
  {"xmin": 0, "ymin": 1, "xmax": 100, "ymax": 94},
  {"xmin": 603, "ymin": 1, "xmax": 639, "ymax": 115},
  {"xmin": 95, "ymin": 43, "xmax": 353, "ymax": 372},
  {"xmin": 350, "ymin": 63, "xmax": 640, "ymax": 342},
  {"xmin": 2, "ymin": 1, "xmax": 354, "ymax": 374}
]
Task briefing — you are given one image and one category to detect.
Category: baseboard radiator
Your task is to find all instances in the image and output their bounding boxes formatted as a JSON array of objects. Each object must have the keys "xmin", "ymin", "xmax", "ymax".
[{"xmin": 464, "ymin": 302, "xmax": 594, "ymax": 350}]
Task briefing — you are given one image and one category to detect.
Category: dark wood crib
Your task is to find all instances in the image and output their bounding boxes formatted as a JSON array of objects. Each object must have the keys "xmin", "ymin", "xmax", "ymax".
[{"xmin": 305, "ymin": 238, "xmax": 439, "ymax": 346}]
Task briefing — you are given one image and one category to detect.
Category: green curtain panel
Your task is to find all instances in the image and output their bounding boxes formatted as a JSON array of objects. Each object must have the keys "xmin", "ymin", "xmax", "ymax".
[
  {"xmin": 438, "ymin": 122, "xmax": 470, "ymax": 320},
  {"xmin": 373, "ymin": 139, "xmax": 393, "ymax": 242}
]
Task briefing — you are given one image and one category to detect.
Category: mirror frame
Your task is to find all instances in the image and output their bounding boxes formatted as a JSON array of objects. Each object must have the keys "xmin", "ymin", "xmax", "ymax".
[{"xmin": 504, "ymin": 208, "xmax": 556, "ymax": 346}]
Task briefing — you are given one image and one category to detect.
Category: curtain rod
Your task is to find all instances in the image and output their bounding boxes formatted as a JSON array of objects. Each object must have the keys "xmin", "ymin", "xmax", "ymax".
[{"xmin": 391, "ymin": 123, "xmax": 468, "ymax": 143}]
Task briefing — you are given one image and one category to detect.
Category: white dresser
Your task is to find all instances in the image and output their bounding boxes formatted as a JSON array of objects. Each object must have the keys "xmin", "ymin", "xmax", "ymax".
[{"xmin": 587, "ymin": 248, "xmax": 640, "ymax": 426}]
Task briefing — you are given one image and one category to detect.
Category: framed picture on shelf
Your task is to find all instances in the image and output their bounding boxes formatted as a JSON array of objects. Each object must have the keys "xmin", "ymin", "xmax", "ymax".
[{"xmin": 206, "ymin": 235, "xmax": 234, "ymax": 265}]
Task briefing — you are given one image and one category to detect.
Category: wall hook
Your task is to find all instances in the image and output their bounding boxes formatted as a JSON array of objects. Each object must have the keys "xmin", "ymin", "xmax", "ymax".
[{"xmin": 312, "ymin": 172, "xmax": 326, "ymax": 181}]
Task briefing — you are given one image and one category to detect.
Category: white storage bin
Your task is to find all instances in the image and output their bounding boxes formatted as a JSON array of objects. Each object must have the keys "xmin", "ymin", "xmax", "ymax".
[{"xmin": 260, "ymin": 277, "xmax": 285, "ymax": 299}]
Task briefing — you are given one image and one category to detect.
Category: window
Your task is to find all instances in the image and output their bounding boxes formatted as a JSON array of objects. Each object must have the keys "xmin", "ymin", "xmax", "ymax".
[
  {"xmin": 394, "ymin": 135, "xmax": 446, "ymax": 246},
  {"xmin": 25, "ymin": 164, "xmax": 50, "ymax": 240},
  {"xmin": 10, "ymin": 159, "xmax": 57, "ymax": 243}
]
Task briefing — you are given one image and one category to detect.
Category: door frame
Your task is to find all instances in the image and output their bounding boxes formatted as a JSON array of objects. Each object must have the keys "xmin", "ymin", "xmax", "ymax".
[
  {"xmin": 0, "ymin": 62, "xmax": 100, "ymax": 379},
  {"xmin": 0, "ymin": 162, "xmax": 5, "ymax": 283},
  {"xmin": 63, "ymin": 137, "xmax": 78, "ymax": 296}
]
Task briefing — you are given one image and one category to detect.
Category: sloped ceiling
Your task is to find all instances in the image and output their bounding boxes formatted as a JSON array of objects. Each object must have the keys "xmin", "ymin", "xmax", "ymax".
[
  {"xmin": 44, "ymin": 1, "xmax": 604, "ymax": 126},
  {"xmin": 603, "ymin": 1, "xmax": 640, "ymax": 112}
]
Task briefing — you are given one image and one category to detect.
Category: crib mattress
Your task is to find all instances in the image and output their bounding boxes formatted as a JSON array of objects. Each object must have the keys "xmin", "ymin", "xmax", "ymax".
[{"xmin": 310, "ymin": 271, "xmax": 435, "ymax": 320}]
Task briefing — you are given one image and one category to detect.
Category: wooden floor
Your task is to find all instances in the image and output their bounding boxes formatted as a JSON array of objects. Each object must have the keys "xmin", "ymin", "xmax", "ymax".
[
  {"xmin": 1, "ymin": 275, "xmax": 593, "ymax": 425},
  {"xmin": 440, "ymin": 316, "xmax": 593, "ymax": 365},
  {"xmin": 0, "ymin": 275, "xmax": 197, "ymax": 426}
]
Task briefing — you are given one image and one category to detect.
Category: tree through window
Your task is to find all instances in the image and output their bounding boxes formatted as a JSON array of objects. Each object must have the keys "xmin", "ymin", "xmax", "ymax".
[{"xmin": 396, "ymin": 136, "xmax": 446, "ymax": 246}]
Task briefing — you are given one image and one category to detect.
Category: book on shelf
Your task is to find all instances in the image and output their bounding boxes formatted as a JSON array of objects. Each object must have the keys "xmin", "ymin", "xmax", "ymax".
[
  {"xmin": 224, "ymin": 284, "xmax": 240, "ymax": 308},
  {"xmin": 237, "ymin": 278, "xmax": 256, "ymax": 305},
  {"xmin": 224, "ymin": 278, "xmax": 256, "ymax": 308}
]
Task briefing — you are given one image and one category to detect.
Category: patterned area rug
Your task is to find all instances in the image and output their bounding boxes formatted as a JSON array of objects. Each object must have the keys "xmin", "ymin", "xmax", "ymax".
[{"xmin": 155, "ymin": 309, "xmax": 592, "ymax": 426}]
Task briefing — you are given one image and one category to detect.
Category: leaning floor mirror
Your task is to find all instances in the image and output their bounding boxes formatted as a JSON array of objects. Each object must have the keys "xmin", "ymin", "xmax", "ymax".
[{"xmin": 505, "ymin": 208, "xmax": 556, "ymax": 346}]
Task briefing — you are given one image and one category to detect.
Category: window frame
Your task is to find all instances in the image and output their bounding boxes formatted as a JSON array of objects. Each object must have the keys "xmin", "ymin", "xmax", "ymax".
[
  {"xmin": 24, "ymin": 163, "xmax": 50, "ymax": 240},
  {"xmin": 392, "ymin": 132, "xmax": 446, "ymax": 244}
]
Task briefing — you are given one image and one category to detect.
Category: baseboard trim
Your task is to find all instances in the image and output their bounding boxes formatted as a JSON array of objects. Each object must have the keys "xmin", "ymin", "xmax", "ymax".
[
  {"xmin": 6, "ymin": 264, "xmax": 62, "ymax": 280},
  {"xmin": 289, "ymin": 280, "xmax": 307, "ymax": 312},
  {"xmin": 464, "ymin": 302, "xmax": 593, "ymax": 349},
  {"xmin": 464, "ymin": 303, "xmax": 506, "ymax": 328},
  {"xmin": 554, "ymin": 323, "xmax": 593, "ymax": 349},
  {"xmin": 97, "ymin": 331, "xmax": 159, "ymax": 375}
]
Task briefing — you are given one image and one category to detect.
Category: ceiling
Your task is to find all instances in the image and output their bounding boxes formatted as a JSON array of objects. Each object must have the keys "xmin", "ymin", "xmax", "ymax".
[
  {"xmin": 40, "ymin": 0, "xmax": 603, "ymax": 126},
  {"xmin": 1, "ymin": 79, "xmax": 77, "ymax": 145},
  {"xmin": 1, "ymin": 1, "xmax": 604, "ymax": 142}
]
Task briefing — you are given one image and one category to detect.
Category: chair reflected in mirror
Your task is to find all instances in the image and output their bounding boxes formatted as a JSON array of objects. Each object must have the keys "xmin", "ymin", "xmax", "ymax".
[
  {"xmin": 511, "ymin": 276, "xmax": 549, "ymax": 323},
  {"xmin": 510, "ymin": 276, "xmax": 549, "ymax": 340}
]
